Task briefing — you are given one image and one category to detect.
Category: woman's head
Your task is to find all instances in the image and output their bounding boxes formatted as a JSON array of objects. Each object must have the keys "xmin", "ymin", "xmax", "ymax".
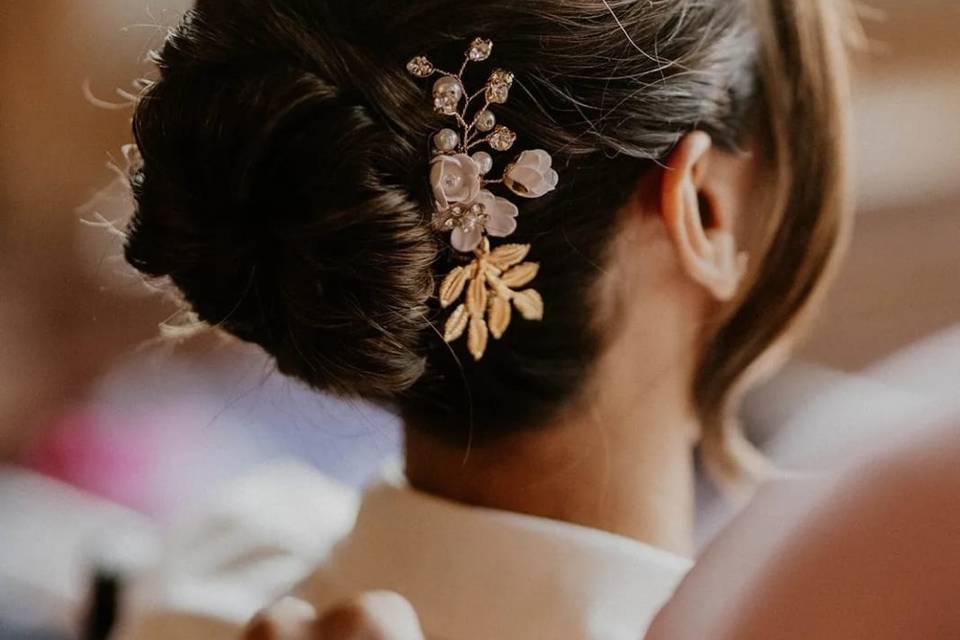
[{"xmin": 125, "ymin": 0, "xmax": 852, "ymax": 475}]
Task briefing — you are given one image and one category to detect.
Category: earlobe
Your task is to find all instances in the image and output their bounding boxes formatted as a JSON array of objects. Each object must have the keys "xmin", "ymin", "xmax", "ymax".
[{"xmin": 661, "ymin": 132, "xmax": 749, "ymax": 302}]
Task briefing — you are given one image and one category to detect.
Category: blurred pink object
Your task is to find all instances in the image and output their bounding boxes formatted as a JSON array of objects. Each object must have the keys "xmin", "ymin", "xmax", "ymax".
[{"xmin": 23, "ymin": 409, "xmax": 161, "ymax": 513}]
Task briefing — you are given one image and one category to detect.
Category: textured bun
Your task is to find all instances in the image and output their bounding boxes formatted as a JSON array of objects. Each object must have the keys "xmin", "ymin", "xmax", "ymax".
[{"xmin": 125, "ymin": 14, "xmax": 437, "ymax": 399}]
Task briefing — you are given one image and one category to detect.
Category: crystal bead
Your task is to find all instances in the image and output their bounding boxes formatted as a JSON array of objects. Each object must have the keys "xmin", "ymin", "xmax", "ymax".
[
  {"xmin": 472, "ymin": 151, "xmax": 494, "ymax": 175},
  {"xmin": 406, "ymin": 56, "xmax": 435, "ymax": 78},
  {"xmin": 490, "ymin": 69, "xmax": 515, "ymax": 85},
  {"xmin": 475, "ymin": 110, "xmax": 497, "ymax": 132},
  {"xmin": 487, "ymin": 125, "xmax": 517, "ymax": 152},
  {"xmin": 468, "ymin": 38, "xmax": 493, "ymax": 62},
  {"xmin": 485, "ymin": 69, "xmax": 514, "ymax": 104},
  {"xmin": 434, "ymin": 128, "xmax": 461, "ymax": 153}
]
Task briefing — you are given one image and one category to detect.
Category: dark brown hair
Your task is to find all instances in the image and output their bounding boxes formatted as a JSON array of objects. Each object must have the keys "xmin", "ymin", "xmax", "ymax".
[{"xmin": 125, "ymin": 0, "xmax": 851, "ymax": 468}]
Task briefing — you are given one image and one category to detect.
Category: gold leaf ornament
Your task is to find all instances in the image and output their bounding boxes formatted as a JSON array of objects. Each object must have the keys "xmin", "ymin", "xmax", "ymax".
[
  {"xmin": 444, "ymin": 304, "xmax": 469, "ymax": 342},
  {"xmin": 488, "ymin": 296, "xmax": 512, "ymax": 339},
  {"xmin": 500, "ymin": 262, "xmax": 540, "ymax": 288},
  {"xmin": 440, "ymin": 241, "xmax": 544, "ymax": 360},
  {"xmin": 512, "ymin": 289, "xmax": 545, "ymax": 321},
  {"xmin": 439, "ymin": 266, "xmax": 469, "ymax": 308},
  {"xmin": 487, "ymin": 244, "xmax": 530, "ymax": 270},
  {"xmin": 466, "ymin": 271, "xmax": 488, "ymax": 316},
  {"xmin": 468, "ymin": 314, "xmax": 489, "ymax": 361}
]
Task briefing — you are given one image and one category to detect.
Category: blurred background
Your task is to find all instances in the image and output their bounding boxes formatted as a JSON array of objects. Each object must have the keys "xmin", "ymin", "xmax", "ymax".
[{"xmin": 1, "ymin": 1, "xmax": 958, "ymax": 637}]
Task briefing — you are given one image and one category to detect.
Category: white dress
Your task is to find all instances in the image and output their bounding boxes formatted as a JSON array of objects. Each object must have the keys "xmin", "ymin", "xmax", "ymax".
[
  {"xmin": 117, "ymin": 465, "xmax": 691, "ymax": 640},
  {"xmin": 287, "ymin": 471, "xmax": 690, "ymax": 639}
]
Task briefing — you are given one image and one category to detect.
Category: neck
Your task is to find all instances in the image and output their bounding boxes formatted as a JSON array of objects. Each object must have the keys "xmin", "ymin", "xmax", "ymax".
[{"xmin": 404, "ymin": 374, "xmax": 699, "ymax": 557}]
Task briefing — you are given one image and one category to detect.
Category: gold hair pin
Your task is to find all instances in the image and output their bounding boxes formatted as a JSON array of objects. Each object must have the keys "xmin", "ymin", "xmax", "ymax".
[{"xmin": 407, "ymin": 38, "xmax": 559, "ymax": 360}]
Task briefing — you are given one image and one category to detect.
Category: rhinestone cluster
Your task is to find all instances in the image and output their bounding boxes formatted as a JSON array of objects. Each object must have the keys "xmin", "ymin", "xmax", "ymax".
[
  {"xmin": 468, "ymin": 37, "xmax": 493, "ymax": 62},
  {"xmin": 406, "ymin": 56, "xmax": 435, "ymax": 78},
  {"xmin": 437, "ymin": 202, "xmax": 490, "ymax": 234},
  {"xmin": 487, "ymin": 125, "xmax": 518, "ymax": 152},
  {"xmin": 485, "ymin": 69, "xmax": 514, "ymax": 104}
]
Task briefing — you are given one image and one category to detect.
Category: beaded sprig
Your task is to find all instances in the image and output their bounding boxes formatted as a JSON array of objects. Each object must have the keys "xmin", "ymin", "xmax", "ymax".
[{"xmin": 407, "ymin": 37, "xmax": 559, "ymax": 360}]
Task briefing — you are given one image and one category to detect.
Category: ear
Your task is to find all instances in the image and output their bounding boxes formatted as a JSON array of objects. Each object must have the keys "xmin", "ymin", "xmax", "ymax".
[{"xmin": 660, "ymin": 132, "xmax": 749, "ymax": 302}]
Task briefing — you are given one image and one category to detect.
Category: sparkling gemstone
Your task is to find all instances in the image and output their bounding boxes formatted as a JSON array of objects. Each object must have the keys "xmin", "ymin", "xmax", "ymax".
[
  {"xmin": 475, "ymin": 110, "xmax": 497, "ymax": 132},
  {"xmin": 433, "ymin": 128, "xmax": 460, "ymax": 152},
  {"xmin": 436, "ymin": 199, "xmax": 492, "ymax": 236},
  {"xmin": 490, "ymin": 69, "xmax": 515, "ymax": 86},
  {"xmin": 485, "ymin": 68, "xmax": 515, "ymax": 104},
  {"xmin": 471, "ymin": 151, "xmax": 494, "ymax": 175},
  {"xmin": 468, "ymin": 37, "xmax": 493, "ymax": 62},
  {"xmin": 406, "ymin": 56, "xmax": 435, "ymax": 78},
  {"xmin": 435, "ymin": 203, "xmax": 480, "ymax": 233},
  {"xmin": 487, "ymin": 125, "xmax": 517, "ymax": 151}
]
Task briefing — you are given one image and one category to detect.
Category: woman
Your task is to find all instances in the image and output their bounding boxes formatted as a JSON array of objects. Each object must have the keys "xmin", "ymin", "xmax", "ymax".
[{"xmin": 124, "ymin": 0, "xmax": 852, "ymax": 637}]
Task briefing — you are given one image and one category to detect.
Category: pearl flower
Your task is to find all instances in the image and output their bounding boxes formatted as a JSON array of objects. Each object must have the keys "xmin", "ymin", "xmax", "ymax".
[
  {"xmin": 451, "ymin": 190, "xmax": 519, "ymax": 253},
  {"xmin": 504, "ymin": 150, "xmax": 560, "ymax": 199},
  {"xmin": 431, "ymin": 154, "xmax": 482, "ymax": 210}
]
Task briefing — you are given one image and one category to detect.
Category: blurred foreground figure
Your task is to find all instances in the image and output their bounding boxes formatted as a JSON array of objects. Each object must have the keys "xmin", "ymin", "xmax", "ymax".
[{"xmin": 646, "ymin": 422, "xmax": 960, "ymax": 640}]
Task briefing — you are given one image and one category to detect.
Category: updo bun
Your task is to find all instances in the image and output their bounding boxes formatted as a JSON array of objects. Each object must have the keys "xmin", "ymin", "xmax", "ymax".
[{"xmin": 125, "ymin": 11, "xmax": 437, "ymax": 399}]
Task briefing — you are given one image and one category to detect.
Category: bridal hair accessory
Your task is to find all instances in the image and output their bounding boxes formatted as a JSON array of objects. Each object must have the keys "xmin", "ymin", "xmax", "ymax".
[{"xmin": 406, "ymin": 37, "xmax": 559, "ymax": 361}]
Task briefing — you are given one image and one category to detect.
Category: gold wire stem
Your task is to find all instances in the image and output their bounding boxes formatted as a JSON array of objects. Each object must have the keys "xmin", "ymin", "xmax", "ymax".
[{"xmin": 463, "ymin": 97, "xmax": 492, "ymax": 147}]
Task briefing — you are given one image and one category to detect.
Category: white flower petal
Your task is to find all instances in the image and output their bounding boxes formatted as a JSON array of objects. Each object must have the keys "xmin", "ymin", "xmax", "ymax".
[
  {"xmin": 487, "ymin": 213, "xmax": 518, "ymax": 238},
  {"xmin": 505, "ymin": 149, "xmax": 559, "ymax": 199},
  {"xmin": 431, "ymin": 154, "xmax": 483, "ymax": 209},
  {"xmin": 452, "ymin": 225, "xmax": 483, "ymax": 253},
  {"xmin": 544, "ymin": 168, "xmax": 560, "ymax": 191},
  {"xmin": 485, "ymin": 197, "xmax": 519, "ymax": 237},
  {"xmin": 430, "ymin": 160, "xmax": 450, "ymax": 210},
  {"xmin": 474, "ymin": 189, "xmax": 497, "ymax": 210},
  {"xmin": 529, "ymin": 149, "xmax": 552, "ymax": 171}
]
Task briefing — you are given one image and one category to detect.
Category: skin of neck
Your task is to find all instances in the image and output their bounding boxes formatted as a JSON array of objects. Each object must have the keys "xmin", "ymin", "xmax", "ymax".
[{"xmin": 406, "ymin": 205, "xmax": 709, "ymax": 558}]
